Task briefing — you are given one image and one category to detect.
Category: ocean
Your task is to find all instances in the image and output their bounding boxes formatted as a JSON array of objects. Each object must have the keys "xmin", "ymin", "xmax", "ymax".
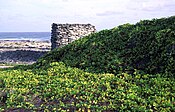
[{"xmin": 0, "ymin": 32, "xmax": 50, "ymax": 41}]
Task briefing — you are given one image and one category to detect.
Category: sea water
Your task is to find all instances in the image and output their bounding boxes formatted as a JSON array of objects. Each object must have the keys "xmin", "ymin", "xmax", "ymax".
[{"xmin": 0, "ymin": 32, "xmax": 50, "ymax": 41}]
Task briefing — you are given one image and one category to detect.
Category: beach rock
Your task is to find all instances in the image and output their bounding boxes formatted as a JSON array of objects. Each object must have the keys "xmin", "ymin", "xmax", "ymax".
[{"xmin": 0, "ymin": 40, "xmax": 51, "ymax": 64}]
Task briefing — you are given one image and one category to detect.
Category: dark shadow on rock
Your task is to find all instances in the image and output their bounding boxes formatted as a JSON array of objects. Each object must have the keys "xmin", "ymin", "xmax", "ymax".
[{"xmin": 0, "ymin": 50, "xmax": 48, "ymax": 63}]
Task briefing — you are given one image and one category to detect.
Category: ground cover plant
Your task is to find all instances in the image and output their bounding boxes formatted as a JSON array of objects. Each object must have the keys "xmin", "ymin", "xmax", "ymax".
[
  {"xmin": 0, "ymin": 16, "xmax": 175, "ymax": 111},
  {"xmin": 1, "ymin": 62, "xmax": 175, "ymax": 111},
  {"xmin": 36, "ymin": 16, "xmax": 175, "ymax": 76}
]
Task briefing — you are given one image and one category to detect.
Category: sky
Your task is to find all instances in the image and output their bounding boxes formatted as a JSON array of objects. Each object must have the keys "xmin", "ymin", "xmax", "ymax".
[{"xmin": 0, "ymin": 0, "xmax": 175, "ymax": 32}]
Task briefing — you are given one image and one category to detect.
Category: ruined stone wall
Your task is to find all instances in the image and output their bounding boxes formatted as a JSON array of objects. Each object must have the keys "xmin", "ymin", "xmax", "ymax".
[{"xmin": 51, "ymin": 23, "xmax": 96, "ymax": 49}]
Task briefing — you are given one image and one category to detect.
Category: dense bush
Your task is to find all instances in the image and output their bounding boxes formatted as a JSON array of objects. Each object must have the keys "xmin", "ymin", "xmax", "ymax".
[{"xmin": 36, "ymin": 16, "xmax": 175, "ymax": 76}]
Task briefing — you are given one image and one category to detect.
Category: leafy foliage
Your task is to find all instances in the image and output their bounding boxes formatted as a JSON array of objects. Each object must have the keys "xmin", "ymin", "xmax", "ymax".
[
  {"xmin": 0, "ymin": 62, "xmax": 175, "ymax": 111},
  {"xmin": 36, "ymin": 16, "xmax": 175, "ymax": 76},
  {"xmin": 0, "ymin": 16, "xmax": 175, "ymax": 111}
]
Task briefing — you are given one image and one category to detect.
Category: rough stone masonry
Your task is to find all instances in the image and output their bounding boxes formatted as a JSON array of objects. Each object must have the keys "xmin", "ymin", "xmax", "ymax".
[{"xmin": 51, "ymin": 23, "xmax": 96, "ymax": 50}]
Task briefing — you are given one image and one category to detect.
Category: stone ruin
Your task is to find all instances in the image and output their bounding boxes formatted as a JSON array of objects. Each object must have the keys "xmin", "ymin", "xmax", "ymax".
[{"xmin": 51, "ymin": 23, "xmax": 96, "ymax": 50}]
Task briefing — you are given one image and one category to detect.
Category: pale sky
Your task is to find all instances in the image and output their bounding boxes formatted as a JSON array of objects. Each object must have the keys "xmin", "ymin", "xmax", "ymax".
[{"xmin": 0, "ymin": 0, "xmax": 175, "ymax": 32}]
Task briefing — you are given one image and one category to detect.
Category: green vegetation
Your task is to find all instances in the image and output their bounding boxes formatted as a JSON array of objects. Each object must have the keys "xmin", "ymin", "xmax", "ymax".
[
  {"xmin": 0, "ymin": 63, "xmax": 20, "ymax": 67},
  {"xmin": 0, "ymin": 16, "xmax": 175, "ymax": 111},
  {"xmin": 36, "ymin": 16, "xmax": 175, "ymax": 76}
]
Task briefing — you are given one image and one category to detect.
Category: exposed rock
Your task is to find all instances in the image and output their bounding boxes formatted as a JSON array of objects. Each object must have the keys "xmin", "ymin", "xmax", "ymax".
[{"xmin": 0, "ymin": 40, "xmax": 51, "ymax": 64}]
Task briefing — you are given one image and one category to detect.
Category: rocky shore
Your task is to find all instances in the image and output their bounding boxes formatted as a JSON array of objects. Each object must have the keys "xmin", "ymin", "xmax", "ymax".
[{"xmin": 0, "ymin": 40, "xmax": 51, "ymax": 64}]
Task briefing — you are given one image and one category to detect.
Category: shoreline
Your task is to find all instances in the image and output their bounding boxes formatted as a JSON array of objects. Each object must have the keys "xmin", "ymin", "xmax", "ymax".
[
  {"xmin": 0, "ymin": 40, "xmax": 51, "ymax": 51},
  {"xmin": 0, "ymin": 40, "xmax": 51, "ymax": 64}
]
